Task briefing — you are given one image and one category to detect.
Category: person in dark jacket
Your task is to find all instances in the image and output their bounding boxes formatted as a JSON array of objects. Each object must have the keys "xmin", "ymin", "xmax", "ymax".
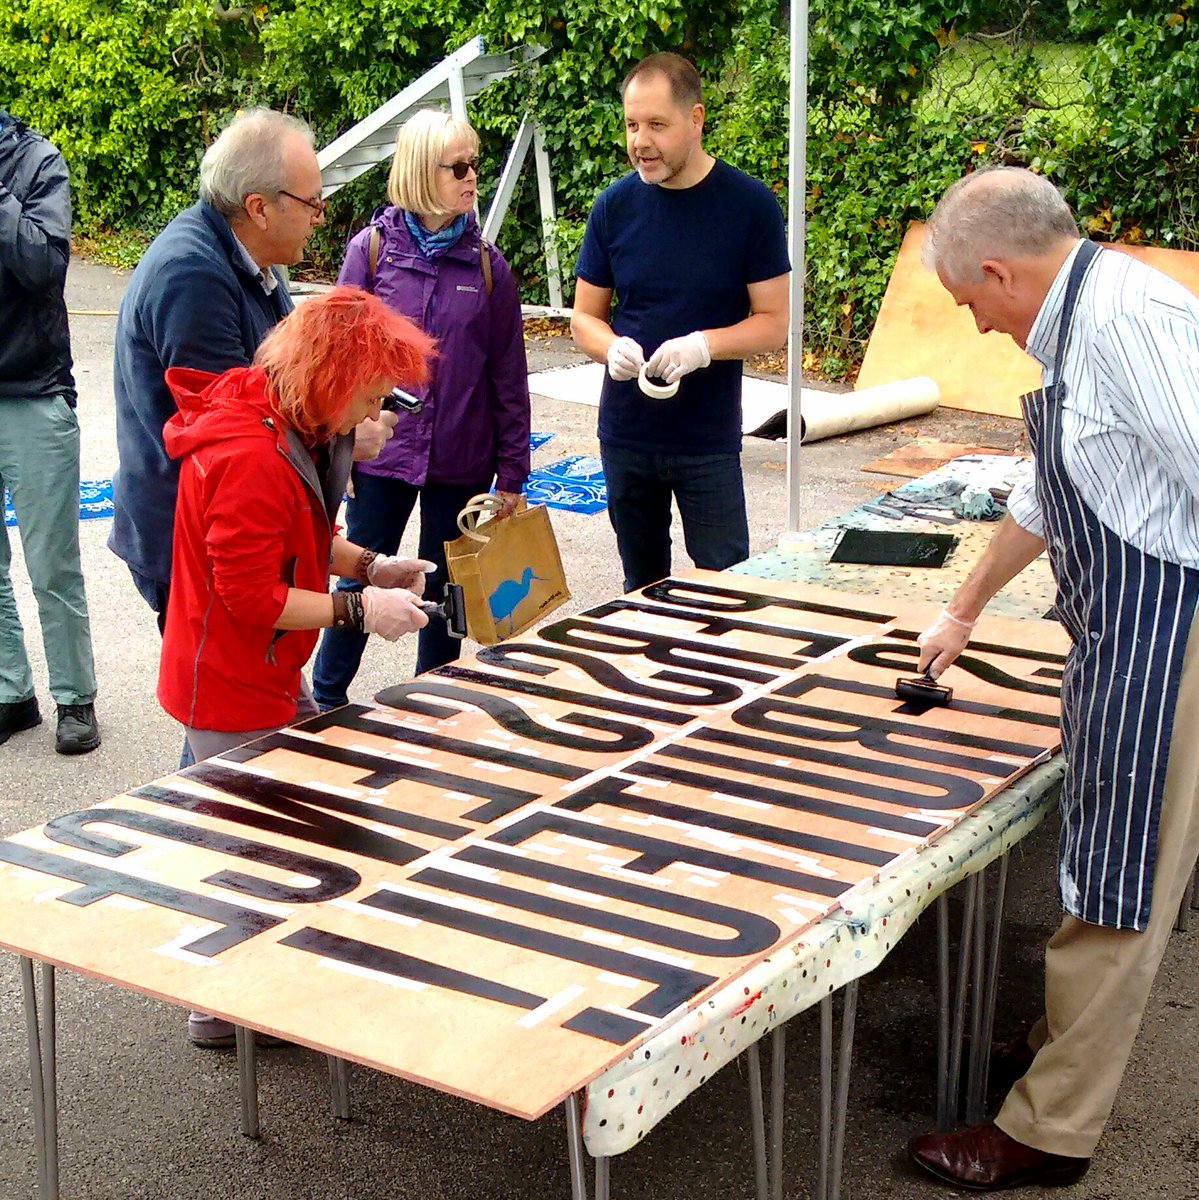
[
  {"xmin": 0, "ymin": 107, "xmax": 100, "ymax": 754},
  {"xmin": 161, "ymin": 285, "xmax": 435, "ymax": 1046},
  {"xmin": 311, "ymin": 108, "xmax": 531, "ymax": 707},
  {"xmin": 110, "ymin": 108, "xmax": 395, "ymax": 631}
]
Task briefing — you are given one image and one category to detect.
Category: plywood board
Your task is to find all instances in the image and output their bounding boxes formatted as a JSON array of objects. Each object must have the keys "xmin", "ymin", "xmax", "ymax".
[
  {"xmin": 0, "ymin": 572, "xmax": 1069, "ymax": 1120},
  {"xmin": 861, "ymin": 442, "xmax": 1010, "ymax": 478},
  {"xmin": 856, "ymin": 223, "xmax": 1199, "ymax": 417}
]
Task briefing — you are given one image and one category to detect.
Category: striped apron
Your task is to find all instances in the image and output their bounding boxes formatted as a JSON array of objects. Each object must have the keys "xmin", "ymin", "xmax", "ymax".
[{"xmin": 1022, "ymin": 238, "xmax": 1199, "ymax": 930}]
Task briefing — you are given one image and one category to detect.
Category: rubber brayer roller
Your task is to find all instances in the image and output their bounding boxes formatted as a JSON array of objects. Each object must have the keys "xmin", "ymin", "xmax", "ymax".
[
  {"xmin": 895, "ymin": 672, "xmax": 953, "ymax": 707},
  {"xmin": 419, "ymin": 582, "xmax": 467, "ymax": 639}
]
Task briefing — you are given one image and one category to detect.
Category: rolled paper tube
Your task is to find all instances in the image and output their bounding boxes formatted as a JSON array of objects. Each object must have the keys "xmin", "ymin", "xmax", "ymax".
[{"xmin": 637, "ymin": 363, "xmax": 680, "ymax": 400}]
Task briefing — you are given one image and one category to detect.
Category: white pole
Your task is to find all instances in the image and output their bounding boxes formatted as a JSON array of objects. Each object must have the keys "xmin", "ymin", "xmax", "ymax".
[{"xmin": 785, "ymin": 0, "xmax": 809, "ymax": 532}]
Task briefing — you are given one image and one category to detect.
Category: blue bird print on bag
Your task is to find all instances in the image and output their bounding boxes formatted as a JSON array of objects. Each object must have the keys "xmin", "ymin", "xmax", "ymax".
[{"xmin": 489, "ymin": 566, "xmax": 547, "ymax": 635}]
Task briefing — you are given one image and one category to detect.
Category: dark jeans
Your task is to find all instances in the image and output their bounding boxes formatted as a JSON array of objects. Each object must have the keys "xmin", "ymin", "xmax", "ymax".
[
  {"xmin": 600, "ymin": 444, "xmax": 749, "ymax": 593},
  {"xmin": 312, "ymin": 470, "xmax": 490, "ymax": 710}
]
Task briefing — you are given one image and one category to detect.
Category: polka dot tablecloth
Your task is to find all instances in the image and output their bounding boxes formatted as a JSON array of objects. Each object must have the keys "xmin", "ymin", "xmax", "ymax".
[{"xmin": 583, "ymin": 458, "xmax": 1064, "ymax": 1157}]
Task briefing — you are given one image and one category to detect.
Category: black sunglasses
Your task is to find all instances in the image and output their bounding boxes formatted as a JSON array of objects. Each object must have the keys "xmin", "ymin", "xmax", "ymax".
[{"xmin": 438, "ymin": 158, "xmax": 479, "ymax": 180}]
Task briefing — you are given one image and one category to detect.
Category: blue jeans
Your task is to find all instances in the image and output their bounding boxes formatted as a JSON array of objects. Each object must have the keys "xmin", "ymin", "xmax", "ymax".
[
  {"xmin": 312, "ymin": 471, "xmax": 490, "ymax": 710},
  {"xmin": 0, "ymin": 396, "xmax": 97, "ymax": 706},
  {"xmin": 600, "ymin": 445, "xmax": 749, "ymax": 594}
]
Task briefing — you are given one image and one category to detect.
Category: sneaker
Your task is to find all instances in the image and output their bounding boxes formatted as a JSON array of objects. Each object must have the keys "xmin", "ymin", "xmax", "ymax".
[
  {"xmin": 187, "ymin": 1011, "xmax": 289, "ymax": 1050},
  {"xmin": 0, "ymin": 696, "xmax": 41, "ymax": 746},
  {"xmin": 55, "ymin": 702, "xmax": 101, "ymax": 755}
]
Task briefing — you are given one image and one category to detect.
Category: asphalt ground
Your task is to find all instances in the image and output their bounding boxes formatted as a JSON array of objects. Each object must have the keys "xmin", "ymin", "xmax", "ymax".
[{"xmin": 0, "ymin": 258, "xmax": 1195, "ymax": 1199}]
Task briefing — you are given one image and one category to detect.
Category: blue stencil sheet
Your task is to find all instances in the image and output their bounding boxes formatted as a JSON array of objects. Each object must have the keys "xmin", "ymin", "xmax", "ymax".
[
  {"xmin": 4, "ymin": 479, "xmax": 115, "ymax": 528},
  {"xmin": 529, "ymin": 431, "xmax": 556, "ymax": 453},
  {"xmin": 524, "ymin": 454, "xmax": 607, "ymax": 515}
]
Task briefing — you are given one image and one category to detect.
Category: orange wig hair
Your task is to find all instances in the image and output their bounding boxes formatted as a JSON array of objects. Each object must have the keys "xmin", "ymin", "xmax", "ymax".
[{"xmin": 254, "ymin": 285, "xmax": 437, "ymax": 444}]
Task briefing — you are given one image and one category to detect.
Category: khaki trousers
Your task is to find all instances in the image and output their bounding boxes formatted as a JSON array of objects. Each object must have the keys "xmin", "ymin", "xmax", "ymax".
[{"xmin": 996, "ymin": 617, "xmax": 1199, "ymax": 1158}]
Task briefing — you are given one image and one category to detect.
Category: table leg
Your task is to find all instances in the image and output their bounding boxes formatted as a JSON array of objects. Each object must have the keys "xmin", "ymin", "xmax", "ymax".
[
  {"xmin": 945, "ymin": 874, "xmax": 978, "ymax": 1125},
  {"xmin": 564, "ymin": 1093, "xmax": 588, "ymax": 1200},
  {"xmin": 20, "ymin": 957, "xmax": 59, "ymax": 1200},
  {"xmin": 935, "ymin": 894, "xmax": 951, "ymax": 1131},
  {"xmin": 828, "ymin": 979, "xmax": 859, "ymax": 1200},
  {"xmin": 235, "ymin": 1026, "xmax": 260, "ymax": 1139},
  {"xmin": 746, "ymin": 1042, "xmax": 769, "ymax": 1200},
  {"xmin": 964, "ymin": 869, "xmax": 989, "ymax": 1124},
  {"xmin": 815, "ymin": 996, "xmax": 832, "ymax": 1200},
  {"xmin": 326, "ymin": 1055, "xmax": 351, "ymax": 1121},
  {"xmin": 769, "ymin": 1024, "xmax": 786, "ymax": 1200},
  {"xmin": 978, "ymin": 855, "xmax": 1010, "ymax": 1103},
  {"xmin": 594, "ymin": 1153, "xmax": 610, "ymax": 1200}
]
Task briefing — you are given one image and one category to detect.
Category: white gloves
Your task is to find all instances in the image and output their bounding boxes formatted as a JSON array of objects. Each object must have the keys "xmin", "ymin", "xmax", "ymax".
[
  {"xmin": 606, "ymin": 336, "xmax": 645, "ymax": 381},
  {"xmin": 361, "ymin": 587, "xmax": 429, "ymax": 640},
  {"xmin": 917, "ymin": 608, "xmax": 977, "ymax": 678},
  {"xmin": 645, "ymin": 331, "xmax": 711, "ymax": 385},
  {"xmin": 366, "ymin": 556, "xmax": 436, "ymax": 594}
]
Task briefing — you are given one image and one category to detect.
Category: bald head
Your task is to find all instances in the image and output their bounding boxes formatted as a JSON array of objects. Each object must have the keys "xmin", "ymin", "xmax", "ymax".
[{"xmin": 923, "ymin": 167, "xmax": 1079, "ymax": 285}]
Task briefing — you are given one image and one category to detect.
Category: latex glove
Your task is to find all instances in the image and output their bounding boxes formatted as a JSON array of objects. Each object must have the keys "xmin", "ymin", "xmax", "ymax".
[
  {"xmin": 917, "ymin": 607, "xmax": 977, "ymax": 678},
  {"xmin": 494, "ymin": 490, "xmax": 521, "ymax": 519},
  {"xmin": 361, "ymin": 587, "xmax": 429, "ymax": 640},
  {"xmin": 366, "ymin": 556, "xmax": 437, "ymax": 595},
  {"xmin": 645, "ymin": 331, "xmax": 711, "ymax": 385},
  {"xmin": 606, "ymin": 336, "xmax": 645, "ymax": 382},
  {"xmin": 352, "ymin": 410, "xmax": 399, "ymax": 462}
]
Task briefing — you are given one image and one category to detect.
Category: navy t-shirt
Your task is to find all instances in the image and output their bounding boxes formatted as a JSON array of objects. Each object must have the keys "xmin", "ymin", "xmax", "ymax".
[{"xmin": 575, "ymin": 159, "xmax": 790, "ymax": 454}]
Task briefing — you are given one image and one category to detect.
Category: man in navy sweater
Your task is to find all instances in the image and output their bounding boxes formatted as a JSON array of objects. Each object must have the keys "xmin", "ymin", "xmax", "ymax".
[
  {"xmin": 572, "ymin": 53, "xmax": 790, "ymax": 593},
  {"xmin": 0, "ymin": 106, "xmax": 100, "ymax": 755},
  {"xmin": 111, "ymin": 108, "xmax": 394, "ymax": 629}
]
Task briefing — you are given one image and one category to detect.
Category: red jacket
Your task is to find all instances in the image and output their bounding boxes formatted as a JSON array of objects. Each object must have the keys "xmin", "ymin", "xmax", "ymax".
[{"xmin": 158, "ymin": 366, "xmax": 353, "ymax": 731}]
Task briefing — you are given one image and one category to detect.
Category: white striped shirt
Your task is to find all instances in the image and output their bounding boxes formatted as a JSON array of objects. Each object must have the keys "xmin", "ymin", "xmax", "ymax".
[{"xmin": 1007, "ymin": 241, "xmax": 1199, "ymax": 567}]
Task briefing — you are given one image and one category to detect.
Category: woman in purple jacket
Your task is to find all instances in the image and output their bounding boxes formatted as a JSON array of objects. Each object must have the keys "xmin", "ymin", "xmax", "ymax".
[{"xmin": 312, "ymin": 109, "xmax": 531, "ymax": 704}]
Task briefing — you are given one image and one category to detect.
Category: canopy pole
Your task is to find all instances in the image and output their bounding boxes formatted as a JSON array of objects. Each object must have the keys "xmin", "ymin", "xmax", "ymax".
[{"xmin": 785, "ymin": 0, "xmax": 810, "ymax": 532}]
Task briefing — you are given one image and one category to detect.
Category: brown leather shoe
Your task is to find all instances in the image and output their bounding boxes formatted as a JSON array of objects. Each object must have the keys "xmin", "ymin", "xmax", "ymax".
[{"xmin": 908, "ymin": 1122, "xmax": 1090, "ymax": 1191}]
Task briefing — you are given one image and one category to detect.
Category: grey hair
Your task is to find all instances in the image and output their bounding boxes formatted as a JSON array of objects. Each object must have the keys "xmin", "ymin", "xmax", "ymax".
[
  {"xmin": 923, "ymin": 167, "xmax": 1079, "ymax": 283},
  {"xmin": 198, "ymin": 108, "xmax": 316, "ymax": 216}
]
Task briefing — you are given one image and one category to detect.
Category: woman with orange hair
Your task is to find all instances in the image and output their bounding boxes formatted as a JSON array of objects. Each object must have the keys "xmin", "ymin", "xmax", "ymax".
[
  {"xmin": 159, "ymin": 284, "xmax": 437, "ymax": 763},
  {"xmin": 159, "ymin": 285, "xmax": 436, "ymax": 1046}
]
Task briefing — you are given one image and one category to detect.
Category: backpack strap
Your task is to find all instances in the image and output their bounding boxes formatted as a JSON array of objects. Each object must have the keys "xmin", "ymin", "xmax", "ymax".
[
  {"xmin": 367, "ymin": 225, "xmax": 382, "ymax": 291},
  {"xmin": 480, "ymin": 237, "xmax": 493, "ymax": 295}
]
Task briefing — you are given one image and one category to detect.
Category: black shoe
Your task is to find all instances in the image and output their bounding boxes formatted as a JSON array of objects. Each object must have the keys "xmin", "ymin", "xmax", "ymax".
[
  {"xmin": 55, "ymin": 702, "xmax": 101, "ymax": 755},
  {"xmin": 0, "ymin": 696, "xmax": 41, "ymax": 746}
]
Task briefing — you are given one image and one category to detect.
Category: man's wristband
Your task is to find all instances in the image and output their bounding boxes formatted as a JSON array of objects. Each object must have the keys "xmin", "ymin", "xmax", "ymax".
[
  {"xmin": 354, "ymin": 549, "xmax": 379, "ymax": 585},
  {"xmin": 331, "ymin": 590, "xmax": 364, "ymax": 631}
]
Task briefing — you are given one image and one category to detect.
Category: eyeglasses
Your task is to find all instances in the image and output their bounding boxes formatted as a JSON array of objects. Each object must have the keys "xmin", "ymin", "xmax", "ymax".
[
  {"xmin": 437, "ymin": 158, "xmax": 479, "ymax": 181},
  {"xmin": 278, "ymin": 189, "xmax": 327, "ymax": 217}
]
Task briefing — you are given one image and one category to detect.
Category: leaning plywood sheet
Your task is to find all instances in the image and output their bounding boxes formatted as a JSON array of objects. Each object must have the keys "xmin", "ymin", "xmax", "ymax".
[
  {"xmin": 856, "ymin": 222, "xmax": 1199, "ymax": 417},
  {"xmin": 0, "ymin": 572, "xmax": 1069, "ymax": 1120}
]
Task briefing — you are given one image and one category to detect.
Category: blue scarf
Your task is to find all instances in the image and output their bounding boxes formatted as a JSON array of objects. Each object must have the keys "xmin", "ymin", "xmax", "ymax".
[{"xmin": 404, "ymin": 210, "xmax": 468, "ymax": 259}]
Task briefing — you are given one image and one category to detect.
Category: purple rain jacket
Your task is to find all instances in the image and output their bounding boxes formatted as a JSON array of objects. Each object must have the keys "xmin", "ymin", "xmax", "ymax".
[{"xmin": 338, "ymin": 206, "xmax": 531, "ymax": 493}]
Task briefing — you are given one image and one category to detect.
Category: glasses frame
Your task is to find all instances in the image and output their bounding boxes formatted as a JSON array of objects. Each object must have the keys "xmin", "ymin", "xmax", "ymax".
[
  {"xmin": 437, "ymin": 158, "xmax": 479, "ymax": 181},
  {"xmin": 277, "ymin": 188, "xmax": 327, "ymax": 217}
]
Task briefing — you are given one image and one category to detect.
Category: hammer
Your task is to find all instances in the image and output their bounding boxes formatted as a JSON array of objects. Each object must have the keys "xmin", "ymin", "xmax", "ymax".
[{"xmin": 419, "ymin": 582, "xmax": 467, "ymax": 639}]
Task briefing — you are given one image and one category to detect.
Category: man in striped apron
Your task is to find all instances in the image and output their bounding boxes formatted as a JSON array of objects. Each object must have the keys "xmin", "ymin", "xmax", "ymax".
[{"xmin": 907, "ymin": 166, "xmax": 1199, "ymax": 1191}]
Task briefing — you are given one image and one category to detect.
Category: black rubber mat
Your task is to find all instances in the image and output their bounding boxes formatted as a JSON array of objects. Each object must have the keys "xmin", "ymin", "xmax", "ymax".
[{"xmin": 829, "ymin": 528, "xmax": 957, "ymax": 568}]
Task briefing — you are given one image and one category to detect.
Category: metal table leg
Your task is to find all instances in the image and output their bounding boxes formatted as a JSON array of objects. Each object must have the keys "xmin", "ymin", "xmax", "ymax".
[
  {"xmin": 594, "ymin": 1154, "xmax": 610, "ymax": 1200},
  {"xmin": 815, "ymin": 996, "xmax": 832, "ymax": 1200},
  {"xmin": 20, "ymin": 957, "xmax": 59, "ymax": 1200},
  {"xmin": 564, "ymin": 1093, "xmax": 588, "ymax": 1200},
  {"xmin": 978, "ymin": 855, "xmax": 1010, "ymax": 1103},
  {"xmin": 964, "ymin": 868, "xmax": 989, "ymax": 1124},
  {"xmin": 235, "ymin": 1026, "xmax": 260, "ymax": 1139},
  {"xmin": 326, "ymin": 1055, "xmax": 351, "ymax": 1121},
  {"xmin": 945, "ymin": 874, "xmax": 979, "ymax": 1125},
  {"xmin": 828, "ymin": 979, "xmax": 859, "ymax": 1200},
  {"xmin": 746, "ymin": 1042, "xmax": 769, "ymax": 1200},
  {"xmin": 935, "ymin": 893, "xmax": 951, "ymax": 1130},
  {"xmin": 769, "ymin": 1024, "xmax": 786, "ymax": 1200}
]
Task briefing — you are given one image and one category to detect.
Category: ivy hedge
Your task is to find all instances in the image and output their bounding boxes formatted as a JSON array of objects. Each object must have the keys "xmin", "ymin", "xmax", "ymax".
[{"xmin": 2, "ymin": 0, "xmax": 1195, "ymax": 374}]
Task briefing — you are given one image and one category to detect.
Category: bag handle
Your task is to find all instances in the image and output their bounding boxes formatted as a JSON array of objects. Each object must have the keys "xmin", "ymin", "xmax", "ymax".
[{"xmin": 457, "ymin": 493, "xmax": 506, "ymax": 542}]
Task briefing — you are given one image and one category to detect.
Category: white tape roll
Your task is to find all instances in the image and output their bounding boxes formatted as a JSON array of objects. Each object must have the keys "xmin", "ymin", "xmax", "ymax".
[{"xmin": 637, "ymin": 363, "xmax": 679, "ymax": 400}]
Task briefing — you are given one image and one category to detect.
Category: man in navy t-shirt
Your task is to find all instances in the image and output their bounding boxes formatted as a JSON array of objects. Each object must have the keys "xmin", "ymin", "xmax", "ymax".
[{"xmin": 572, "ymin": 52, "xmax": 790, "ymax": 593}]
